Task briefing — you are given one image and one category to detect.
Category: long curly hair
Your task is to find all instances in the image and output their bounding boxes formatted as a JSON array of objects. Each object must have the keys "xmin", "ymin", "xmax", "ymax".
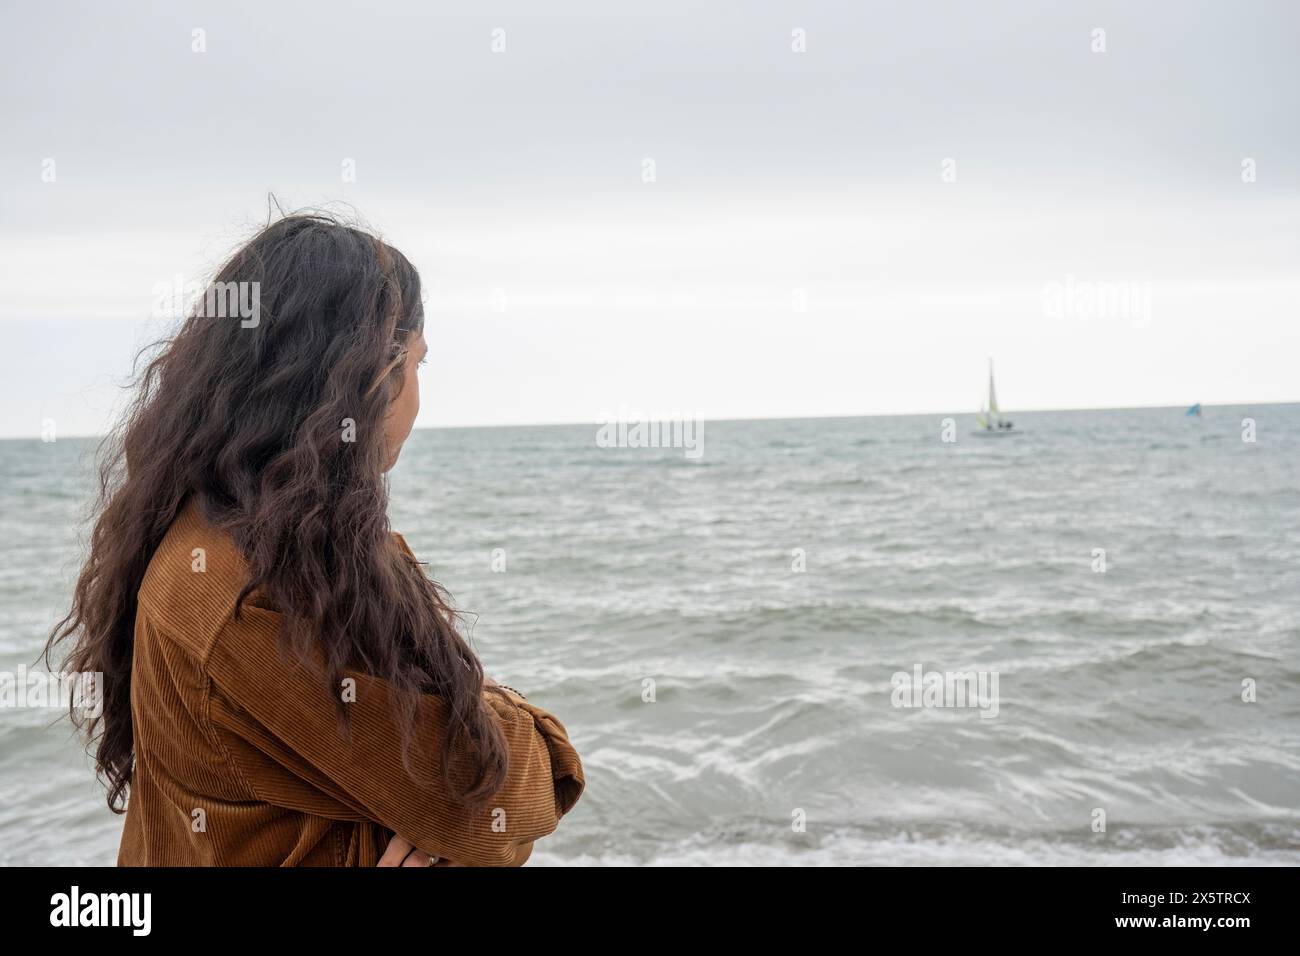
[{"xmin": 44, "ymin": 210, "xmax": 509, "ymax": 813}]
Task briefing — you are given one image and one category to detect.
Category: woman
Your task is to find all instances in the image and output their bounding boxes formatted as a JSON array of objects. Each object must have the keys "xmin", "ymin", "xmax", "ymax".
[{"xmin": 45, "ymin": 212, "xmax": 585, "ymax": 866}]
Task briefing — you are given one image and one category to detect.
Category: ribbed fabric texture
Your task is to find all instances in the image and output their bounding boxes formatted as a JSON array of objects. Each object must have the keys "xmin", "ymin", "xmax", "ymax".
[{"xmin": 117, "ymin": 500, "xmax": 585, "ymax": 866}]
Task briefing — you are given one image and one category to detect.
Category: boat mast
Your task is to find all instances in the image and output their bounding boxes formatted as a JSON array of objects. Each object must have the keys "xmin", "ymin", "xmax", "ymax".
[{"xmin": 988, "ymin": 358, "xmax": 999, "ymax": 421}]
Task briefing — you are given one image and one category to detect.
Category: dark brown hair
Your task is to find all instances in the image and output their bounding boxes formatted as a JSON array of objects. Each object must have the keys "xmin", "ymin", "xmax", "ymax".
[{"xmin": 44, "ymin": 210, "xmax": 509, "ymax": 812}]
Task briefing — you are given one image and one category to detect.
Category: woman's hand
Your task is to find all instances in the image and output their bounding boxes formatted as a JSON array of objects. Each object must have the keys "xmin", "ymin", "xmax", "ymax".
[
  {"xmin": 378, "ymin": 833, "xmax": 465, "ymax": 867},
  {"xmin": 377, "ymin": 833, "xmax": 531, "ymax": 867}
]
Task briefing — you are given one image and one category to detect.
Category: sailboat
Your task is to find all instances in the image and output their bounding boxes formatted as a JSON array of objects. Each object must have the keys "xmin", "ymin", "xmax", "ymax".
[{"xmin": 974, "ymin": 359, "xmax": 1017, "ymax": 436}]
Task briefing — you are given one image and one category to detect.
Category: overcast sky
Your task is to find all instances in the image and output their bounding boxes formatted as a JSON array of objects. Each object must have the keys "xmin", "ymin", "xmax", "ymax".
[{"xmin": 1, "ymin": 0, "xmax": 1297, "ymax": 438}]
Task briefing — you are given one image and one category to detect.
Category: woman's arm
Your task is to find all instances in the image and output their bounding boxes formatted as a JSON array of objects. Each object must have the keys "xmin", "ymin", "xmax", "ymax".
[{"xmin": 203, "ymin": 607, "xmax": 584, "ymax": 866}]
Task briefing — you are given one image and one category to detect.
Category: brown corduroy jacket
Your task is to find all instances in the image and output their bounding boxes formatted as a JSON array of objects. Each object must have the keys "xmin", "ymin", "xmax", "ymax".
[{"xmin": 117, "ymin": 501, "xmax": 585, "ymax": 866}]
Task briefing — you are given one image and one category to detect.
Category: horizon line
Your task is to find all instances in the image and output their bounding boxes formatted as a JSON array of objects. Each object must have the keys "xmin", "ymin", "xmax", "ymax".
[
  {"xmin": 413, "ymin": 398, "xmax": 1294, "ymax": 432},
  {"xmin": 5, "ymin": 397, "xmax": 1295, "ymax": 442}
]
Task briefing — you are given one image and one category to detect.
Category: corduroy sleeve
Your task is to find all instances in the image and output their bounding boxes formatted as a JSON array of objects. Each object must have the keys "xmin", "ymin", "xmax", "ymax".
[{"xmin": 202, "ymin": 602, "xmax": 584, "ymax": 867}]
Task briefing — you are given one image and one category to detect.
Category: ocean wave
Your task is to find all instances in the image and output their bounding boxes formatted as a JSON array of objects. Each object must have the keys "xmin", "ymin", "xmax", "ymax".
[{"xmin": 533, "ymin": 819, "xmax": 1300, "ymax": 866}]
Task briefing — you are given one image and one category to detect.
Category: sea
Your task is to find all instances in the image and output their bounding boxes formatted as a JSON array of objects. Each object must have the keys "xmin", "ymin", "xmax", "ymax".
[{"xmin": 2, "ymin": 404, "xmax": 1298, "ymax": 865}]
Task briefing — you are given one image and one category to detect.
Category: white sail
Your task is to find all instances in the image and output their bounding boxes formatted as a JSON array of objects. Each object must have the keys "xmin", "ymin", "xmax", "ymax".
[{"xmin": 976, "ymin": 358, "xmax": 1012, "ymax": 433}]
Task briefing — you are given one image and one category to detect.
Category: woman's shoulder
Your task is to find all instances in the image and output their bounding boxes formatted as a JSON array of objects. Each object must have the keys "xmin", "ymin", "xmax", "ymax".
[{"xmin": 136, "ymin": 498, "xmax": 251, "ymax": 659}]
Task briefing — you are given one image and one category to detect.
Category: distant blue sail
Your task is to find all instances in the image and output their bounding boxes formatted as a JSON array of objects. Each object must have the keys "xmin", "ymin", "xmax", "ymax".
[{"xmin": 1186, "ymin": 403, "xmax": 1202, "ymax": 416}]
